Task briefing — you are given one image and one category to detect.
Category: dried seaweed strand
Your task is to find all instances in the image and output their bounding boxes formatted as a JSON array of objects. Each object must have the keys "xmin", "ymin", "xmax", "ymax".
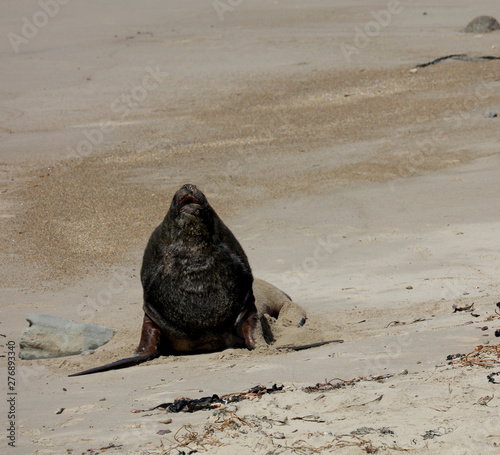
[
  {"xmin": 289, "ymin": 434, "xmax": 413, "ymax": 454},
  {"xmin": 459, "ymin": 344, "xmax": 500, "ymax": 368},
  {"xmin": 158, "ymin": 413, "xmax": 250, "ymax": 455}
]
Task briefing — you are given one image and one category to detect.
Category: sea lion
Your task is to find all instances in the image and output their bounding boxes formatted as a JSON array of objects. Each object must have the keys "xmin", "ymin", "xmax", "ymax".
[
  {"xmin": 253, "ymin": 278, "xmax": 306, "ymax": 325},
  {"xmin": 252, "ymin": 277, "xmax": 307, "ymax": 345},
  {"xmin": 69, "ymin": 184, "xmax": 259, "ymax": 376}
]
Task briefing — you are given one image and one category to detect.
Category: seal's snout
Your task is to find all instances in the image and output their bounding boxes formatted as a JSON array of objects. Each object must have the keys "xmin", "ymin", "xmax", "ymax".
[
  {"xmin": 181, "ymin": 183, "xmax": 198, "ymax": 192},
  {"xmin": 172, "ymin": 184, "xmax": 209, "ymax": 221},
  {"xmin": 178, "ymin": 183, "xmax": 200, "ymax": 199}
]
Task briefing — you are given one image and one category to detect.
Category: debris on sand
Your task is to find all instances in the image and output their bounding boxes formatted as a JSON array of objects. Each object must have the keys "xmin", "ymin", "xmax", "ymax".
[
  {"xmin": 302, "ymin": 374, "xmax": 395, "ymax": 393},
  {"xmin": 487, "ymin": 372, "xmax": 500, "ymax": 384},
  {"xmin": 134, "ymin": 384, "xmax": 285, "ymax": 413},
  {"xmin": 276, "ymin": 339, "xmax": 343, "ymax": 351},
  {"xmin": 451, "ymin": 344, "xmax": 500, "ymax": 368},
  {"xmin": 415, "ymin": 54, "xmax": 500, "ymax": 69},
  {"xmin": 452, "ymin": 303, "xmax": 475, "ymax": 313},
  {"xmin": 154, "ymin": 409, "xmax": 411, "ymax": 455}
]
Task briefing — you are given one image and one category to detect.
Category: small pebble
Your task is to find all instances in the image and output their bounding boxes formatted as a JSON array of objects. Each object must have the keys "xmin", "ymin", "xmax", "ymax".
[
  {"xmin": 481, "ymin": 326, "xmax": 488, "ymax": 331},
  {"xmin": 495, "ymin": 329, "xmax": 500, "ymax": 337},
  {"xmin": 406, "ymin": 285, "xmax": 413, "ymax": 290},
  {"xmin": 273, "ymin": 432, "xmax": 286, "ymax": 439},
  {"xmin": 485, "ymin": 112, "xmax": 498, "ymax": 118},
  {"xmin": 55, "ymin": 408, "xmax": 65, "ymax": 414}
]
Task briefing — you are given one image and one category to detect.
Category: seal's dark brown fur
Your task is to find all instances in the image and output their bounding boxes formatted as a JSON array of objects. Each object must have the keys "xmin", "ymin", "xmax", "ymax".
[{"xmin": 69, "ymin": 184, "xmax": 258, "ymax": 376}]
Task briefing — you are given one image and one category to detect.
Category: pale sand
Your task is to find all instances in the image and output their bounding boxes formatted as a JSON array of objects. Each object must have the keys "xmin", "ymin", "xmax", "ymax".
[{"xmin": 1, "ymin": 1, "xmax": 500, "ymax": 453}]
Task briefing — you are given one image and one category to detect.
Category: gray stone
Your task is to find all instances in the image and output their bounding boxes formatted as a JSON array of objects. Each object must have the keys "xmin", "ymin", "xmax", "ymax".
[
  {"xmin": 461, "ymin": 16, "xmax": 500, "ymax": 33},
  {"xmin": 19, "ymin": 313, "xmax": 115, "ymax": 360}
]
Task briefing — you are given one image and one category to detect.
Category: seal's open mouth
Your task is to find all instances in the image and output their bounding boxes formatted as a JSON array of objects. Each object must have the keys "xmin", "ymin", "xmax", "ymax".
[{"xmin": 178, "ymin": 195, "xmax": 202, "ymax": 213}]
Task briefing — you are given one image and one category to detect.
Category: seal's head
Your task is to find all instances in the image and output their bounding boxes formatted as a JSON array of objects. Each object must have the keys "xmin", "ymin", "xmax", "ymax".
[{"xmin": 167, "ymin": 184, "xmax": 214, "ymax": 236}]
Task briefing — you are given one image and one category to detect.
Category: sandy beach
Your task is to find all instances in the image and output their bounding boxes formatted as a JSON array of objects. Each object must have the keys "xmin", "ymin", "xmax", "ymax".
[{"xmin": 1, "ymin": 1, "xmax": 500, "ymax": 453}]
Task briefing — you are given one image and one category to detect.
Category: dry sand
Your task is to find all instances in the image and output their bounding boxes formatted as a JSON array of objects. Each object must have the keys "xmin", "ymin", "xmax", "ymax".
[{"xmin": 1, "ymin": 1, "xmax": 500, "ymax": 453}]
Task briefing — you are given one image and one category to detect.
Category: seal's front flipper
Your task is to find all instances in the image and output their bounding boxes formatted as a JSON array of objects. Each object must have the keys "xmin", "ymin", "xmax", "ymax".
[
  {"xmin": 68, "ymin": 314, "xmax": 162, "ymax": 377},
  {"xmin": 240, "ymin": 310, "xmax": 258, "ymax": 350},
  {"xmin": 135, "ymin": 313, "xmax": 162, "ymax": 356},
  {"xmin": 233, "ymin": 289, "xmax": 258, "ymax": 350}
]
